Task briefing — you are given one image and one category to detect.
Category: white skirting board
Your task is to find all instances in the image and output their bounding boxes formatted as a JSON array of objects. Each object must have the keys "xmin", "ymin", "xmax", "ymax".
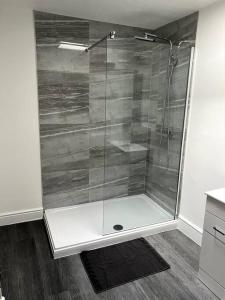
[
  {"xmin": 0, "ymin": 208, "xmax": 43, "ymax": 226},
  {"xmin": 178, "ymin": 215, "xmax": 203, "ymax": 246}
]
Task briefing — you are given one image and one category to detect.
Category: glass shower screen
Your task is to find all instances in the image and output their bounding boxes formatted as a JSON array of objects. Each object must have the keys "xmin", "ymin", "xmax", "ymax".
[
  {"xmin": 102, "ymin": 37, "xmax": 171, "ymax": 235},
  {"xmin": 102, "ymin": 36, "xmax": 194, "ymax": 235}
]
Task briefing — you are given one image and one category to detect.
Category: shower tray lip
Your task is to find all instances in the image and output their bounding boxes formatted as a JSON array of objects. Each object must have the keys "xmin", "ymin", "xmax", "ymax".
[
  {"xmin": 44, "ymin": 212, "xmax": 177, "ymax": 259},
  {"xmin": 44, "ymin": 194, "xmax": 173, "ymax": 249}
]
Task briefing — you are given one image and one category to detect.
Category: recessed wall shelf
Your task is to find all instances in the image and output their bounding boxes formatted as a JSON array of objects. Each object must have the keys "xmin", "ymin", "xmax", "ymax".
[{"xmin": 109, "ymin": 140, "xmax": 148, "ymax": 152}]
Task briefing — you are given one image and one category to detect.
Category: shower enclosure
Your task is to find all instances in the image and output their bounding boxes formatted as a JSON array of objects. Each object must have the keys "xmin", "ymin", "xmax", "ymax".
[
  {"xmin": 35, "ymin": 11, "xmax": 197, "ymax": 258},
  {"xmin": 100, "ymin": 32, "xmax": 194, "ymax": 236}
]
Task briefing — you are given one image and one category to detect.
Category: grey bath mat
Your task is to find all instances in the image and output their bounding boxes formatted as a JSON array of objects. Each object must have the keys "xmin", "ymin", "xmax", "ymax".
[{"xmin": 80, "ymin": 238, "xmax": 170, "ymax": 293}]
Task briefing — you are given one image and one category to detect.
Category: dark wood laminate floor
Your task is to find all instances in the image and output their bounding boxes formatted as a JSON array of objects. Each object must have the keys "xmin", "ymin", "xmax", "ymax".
[{"xmin": 0, "ymin": 220, "xmax": 217, "ymax": 300}]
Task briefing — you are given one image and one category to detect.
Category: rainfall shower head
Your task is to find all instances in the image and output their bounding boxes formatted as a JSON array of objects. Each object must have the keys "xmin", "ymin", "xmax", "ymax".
[
  {"xmin": 58, "ymin": 41, "xmax": 88, "ymax": 51},
  {"xmin": 145, "ymin": 33, "xmax": 159, "ymax": 39},
  {"xmin": 135, "ymin": 32, "xmax": 156, "ymax": 42},
  {"xmin": 134, "ymin": 36, "xmax": 156, "ymax": 42},
  {"xmin": 135, "ymin": 32, "xmax": 173, "ymax": 48}
]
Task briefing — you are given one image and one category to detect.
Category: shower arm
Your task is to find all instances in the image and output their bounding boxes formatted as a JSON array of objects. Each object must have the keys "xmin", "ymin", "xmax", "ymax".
[{"xmin": 85, "ymin": 31, "xmax": 116, "ymax": 52}]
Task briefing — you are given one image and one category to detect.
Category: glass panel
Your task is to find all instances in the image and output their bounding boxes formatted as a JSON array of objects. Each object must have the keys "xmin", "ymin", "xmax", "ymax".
[
  {"xmin": 102, "ymin": 37, "xmax": 157, "ymax": 235},
  {"xmin": 103, "ymin": 35, "xmax": 194, "ymax": 235},
  {"xmin": 103, "ymin": 37, "xmax": 133, "ymax": 235},
  {"xmin": 146, "ymin": 43, "xmax": 194, "ymax": 217},
  {"xmin": 88, "ymin": 37, "xmax": 107, "ymax": 234}
]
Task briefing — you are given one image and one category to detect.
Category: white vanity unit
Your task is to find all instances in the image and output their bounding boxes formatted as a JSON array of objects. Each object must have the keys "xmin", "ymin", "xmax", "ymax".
[{"xmin": 199, "ymin": 188, "xmax": 225, "ymax": 299}]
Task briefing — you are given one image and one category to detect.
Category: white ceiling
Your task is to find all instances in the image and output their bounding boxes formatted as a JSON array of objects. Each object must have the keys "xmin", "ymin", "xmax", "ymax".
[{"xmin": 7, "ymin": 0, "xmax": 221, "ymax": 28}]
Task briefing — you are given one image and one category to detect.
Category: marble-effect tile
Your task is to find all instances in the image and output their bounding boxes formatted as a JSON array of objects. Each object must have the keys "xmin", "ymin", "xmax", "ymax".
[{"xmin": 34, "ymin": 11, "xmax": 198, "ymax": 215}]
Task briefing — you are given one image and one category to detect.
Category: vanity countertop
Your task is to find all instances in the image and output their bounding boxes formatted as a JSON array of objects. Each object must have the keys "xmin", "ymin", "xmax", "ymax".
[{"xmin": 205, "ymin": 187, "xmax": 225, "ymax": 204}]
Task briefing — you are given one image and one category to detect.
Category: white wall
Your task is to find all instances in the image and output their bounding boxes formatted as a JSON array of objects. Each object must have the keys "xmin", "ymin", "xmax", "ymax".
[
  {"xmin": 0, "ymin": 2, "xmax": 43, "ymax": 222},
  {"xmin": 180, "ymin": 0, "xmax": 225, "ymax": 238},
  {"xmin": 1, "ymin": 0, "xmax": 225, "ymax": 229}
]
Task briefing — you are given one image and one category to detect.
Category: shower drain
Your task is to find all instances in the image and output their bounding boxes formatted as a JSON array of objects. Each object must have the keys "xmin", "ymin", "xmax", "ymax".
[{"xmin": 113, "ymin": 224, "xmax": 123, "ymax": 231}]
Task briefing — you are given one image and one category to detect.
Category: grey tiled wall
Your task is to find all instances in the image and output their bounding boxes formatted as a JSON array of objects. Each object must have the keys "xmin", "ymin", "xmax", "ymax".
[
  {"xmin": 34, "ymin": 11, "xmax": 150, "ymax": 209},
  {"xmin": 145, "ymin": 13, "xmax": 199, "ymax": 214},
  {"xmin": 35, "ymin": 11, "xmax": 198, "ymax": 212}
]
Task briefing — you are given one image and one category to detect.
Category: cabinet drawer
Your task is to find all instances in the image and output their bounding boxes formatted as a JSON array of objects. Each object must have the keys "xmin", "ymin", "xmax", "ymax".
[
  {"xmin": 204, "ymin": 212, "xmax": 225, "ymax": 244},
  {"xmin": 206, "ymin": 196, "xmax": 225, "ymax": 222},
  {"xmin": 200, "ymin": 231, "xmax": 225, "ymax": 288}
]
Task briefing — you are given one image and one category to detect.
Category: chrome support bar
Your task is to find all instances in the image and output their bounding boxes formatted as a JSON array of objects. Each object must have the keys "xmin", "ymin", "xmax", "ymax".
[
  {"xmin": 175, "ymin": 46, "xmax": 195, "ymax": 218},
  {"xmin": 85, "ymin": 31, "xmax": 116, "ymax": 52}
]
